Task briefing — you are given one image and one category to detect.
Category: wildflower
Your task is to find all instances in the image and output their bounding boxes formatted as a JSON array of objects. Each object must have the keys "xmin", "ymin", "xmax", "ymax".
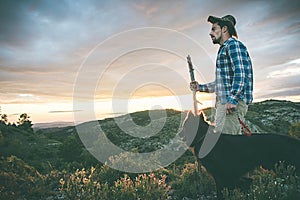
[
  {"xmin": 70, "ymin": 174, "xmax": 75, "ymax": 182},
  {"xmin": 91, "ymin": 166, "xmax": 95, "ymax": 174},
  {"xmin": 96, "ymin": 182, "xmax": 101, "ymax": 190},
  {"xmin": 59, "ymin": 178, "xmax": 65, "ymax": 186},
  {"xmin": 83, "ymin": 177, "xmax": 90, "ymax": 184},
  {"xmin": 149, "ymin": 173, "xmax": 155, "ymax": 179},
  {"xmin": 74, "ymin": 169, "xmax": 79, "ymax": 176}
]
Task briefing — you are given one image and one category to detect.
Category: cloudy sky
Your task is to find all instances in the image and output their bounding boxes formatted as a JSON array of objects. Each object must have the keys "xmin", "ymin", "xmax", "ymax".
[{"xmin": 1, "ymin": 0, "xmax": 300, "ymax": 123}]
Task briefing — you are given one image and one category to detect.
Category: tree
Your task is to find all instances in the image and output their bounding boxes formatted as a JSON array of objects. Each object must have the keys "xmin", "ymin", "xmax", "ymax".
[
  {"xmin": 0, "ymin": 130, "xmax": 3, "ymax": 146},
  {"xmin": 59, "ymin": 135, "xmax": 83, "ymax": 162},
  {"xmin": 0, "ymin": 114, "xmax": 8, "ymax": 138},
  {"xmin": 18, "ymin": 113, "xmax": 30, "ymax": 125},
  {"xmin": 17, "ymin": 113, "xmax": 33, "ymax": 132},
  {"xmin": 0, "ymin": 114, "xmax": 8, "ymax": 124}
]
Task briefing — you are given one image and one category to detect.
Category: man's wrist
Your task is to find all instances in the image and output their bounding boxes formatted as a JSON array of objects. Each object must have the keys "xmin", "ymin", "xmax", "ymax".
[{"xmin": 227, "ymin": 96, "xmax": 238, "ymax": 105}]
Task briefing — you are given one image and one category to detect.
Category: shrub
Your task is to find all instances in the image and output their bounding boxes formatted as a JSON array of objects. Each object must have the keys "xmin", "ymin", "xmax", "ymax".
[
  {"xmin": 59, "ymin": 166, "xmax": 109, "ymax": 199},
  {"xmin": 59, "ymin": 166, "xmax": 171, "ymax": 200},
  {"xmin": 98, "ymin": 164, "xmax": 123, "ymax": 186},
  {"xmin": 222, "ymin": 162, "xmax": 300, "ymax": 200},
  {"xmin": 0, "ymin": 156, "xmax": 55, "ymax": 199},
  {"xmin": 289, "ymin": 122, "xmax": 300, "ymax": 139},
  {"xmin": 112, "ymin": 173, "xmax": 170, "ymax": 199},
  {"xmin": 171, "ymin": 162, "xmax": 216, "ymax": 199}
]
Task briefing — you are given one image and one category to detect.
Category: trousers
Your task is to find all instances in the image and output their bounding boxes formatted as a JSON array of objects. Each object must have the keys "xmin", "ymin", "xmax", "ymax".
[{"xmin": 215, "ymin": 100, "xmax": 248, "ymax": 135}]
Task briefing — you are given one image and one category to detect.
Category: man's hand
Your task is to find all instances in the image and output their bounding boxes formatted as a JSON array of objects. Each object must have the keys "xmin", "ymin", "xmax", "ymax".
[
  {"xmin": 225, "ymin": 103, "xmax": 237, "ymax": 114},
  {"xmin": 190, "ymin": 81, "xmax": 199, "ymax": 92}
]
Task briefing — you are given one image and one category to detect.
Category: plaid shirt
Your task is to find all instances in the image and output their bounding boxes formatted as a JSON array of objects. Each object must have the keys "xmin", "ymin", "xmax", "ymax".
[{"xmin": 199, "ymin": 37, "xmax": 253, "ymax": 105}]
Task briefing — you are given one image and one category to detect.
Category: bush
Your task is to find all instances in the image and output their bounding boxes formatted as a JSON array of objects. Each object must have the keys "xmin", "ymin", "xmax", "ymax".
[
  {"xmin": 94, "ymin": 164, "xmax": 123, "ymax": 187},
  {"xmin": 112, "ymin": 173, "xmax": 170, "ymax": 199},
  {"xmin": 0, "ymin": 156, "xmax": 56, "ymax": 199},
  {"xmin": 171, "ymin": 162, "xmax": 216, "ymax": 199},
  {"xmin": 222, "ymin": 162, "xmax": 300, "ymax": 200},
  {"xmin": 289, "ymin": 122, "xmax": 300, "ymax": 139},
  {"xmin": 59, "ymin": 166, "xmax": 171, "ymax": 200},
  {"xmin": 59, "ymin": 135, "xmax": 83, "ymax": 162}
]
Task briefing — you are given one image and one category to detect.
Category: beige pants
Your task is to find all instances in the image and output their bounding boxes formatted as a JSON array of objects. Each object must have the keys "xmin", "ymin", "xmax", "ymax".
[{"xmin": 215, "ymin": 100, "xmax": 248, "ymax": 135}]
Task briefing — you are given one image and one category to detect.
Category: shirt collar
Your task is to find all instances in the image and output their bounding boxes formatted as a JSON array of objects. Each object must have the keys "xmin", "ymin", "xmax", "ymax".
[{"xmin": 221, "ymin": 37, "xmax": 235, "ymax": 47}]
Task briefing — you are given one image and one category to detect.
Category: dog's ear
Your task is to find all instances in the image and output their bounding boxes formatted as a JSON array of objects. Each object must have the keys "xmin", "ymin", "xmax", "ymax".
[
  {"xmin": 199, "ymin": 111, "xmax": 205, "ymax": 122},
  {"xmin": 197, "ymin": 111, "xmax": 210, "ymax": 131}
]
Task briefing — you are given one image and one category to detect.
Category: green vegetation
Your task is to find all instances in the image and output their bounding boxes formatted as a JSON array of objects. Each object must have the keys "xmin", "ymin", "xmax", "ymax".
[
  {"xmin": 247, "ymin": 99, "xmax": 300, "ymax": 134},
  {"xmin": 59, "ymin": 167, "xmax": 170, "ymax": 199},
  {"xmin": 222, "ymin": 162, "xmax": 300, "ymax": 200},
  {"xmin": 0, "ymin": 100, "xmax": 300, "ymax": 199},
  {"xmin": 289, "ymin": 122, "xmax": 300, "ymax": 139}
]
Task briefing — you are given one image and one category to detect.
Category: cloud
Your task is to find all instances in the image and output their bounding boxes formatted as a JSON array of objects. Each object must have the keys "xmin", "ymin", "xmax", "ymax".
[
  {"xmin": 267, "ymin": 66, "xmax": 300, "ymax": 78},
  {"xmin": 0, "ymin": 1, "xmax": 138, "ymax": 66},
  {"xmin": 48, "ymin": 110, "xmax": 82, "ymax": 113},
  {"xmin": 0, "ymin": 0, "xmax": 300, "ymax": 121}
]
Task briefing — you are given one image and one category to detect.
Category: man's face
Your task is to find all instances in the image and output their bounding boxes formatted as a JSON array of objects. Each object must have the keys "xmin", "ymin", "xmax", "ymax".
[{"xmin": 209, "ymin": 23, "xmax": 222, "ymax": 44}]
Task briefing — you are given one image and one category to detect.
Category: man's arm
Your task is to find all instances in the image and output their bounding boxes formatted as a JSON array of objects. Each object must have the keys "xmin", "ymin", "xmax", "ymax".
[
  {"xmin": 226, "ymin": 40, "xmax": 249, "ymax": 105},
  {"xmin": 190, "ymin": 81, "xmax": 215, "ymax": 93}
]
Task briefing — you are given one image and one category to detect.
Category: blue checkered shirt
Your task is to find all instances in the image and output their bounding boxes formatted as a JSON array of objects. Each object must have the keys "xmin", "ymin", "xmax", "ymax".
[{"xmin": 199, "ymin": 37, "xmax": 253, "ymax": 105}]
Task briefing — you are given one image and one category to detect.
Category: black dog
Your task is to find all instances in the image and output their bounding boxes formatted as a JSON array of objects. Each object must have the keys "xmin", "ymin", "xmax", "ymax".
[{"xmin": 180, "ymin": 111, "xmax": 300, "ymax": 199}]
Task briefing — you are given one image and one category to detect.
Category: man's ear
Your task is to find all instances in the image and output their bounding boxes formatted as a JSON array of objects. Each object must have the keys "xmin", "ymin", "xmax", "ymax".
[{"xmin": 222, "ymin": 25, "xmax": 228, "ymax": 34}]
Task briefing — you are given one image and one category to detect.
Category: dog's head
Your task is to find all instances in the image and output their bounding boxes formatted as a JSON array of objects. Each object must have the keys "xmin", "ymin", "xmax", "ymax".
[{"xmin": 179, "ymin": 111, "xmax": 210, "ymax": 149}]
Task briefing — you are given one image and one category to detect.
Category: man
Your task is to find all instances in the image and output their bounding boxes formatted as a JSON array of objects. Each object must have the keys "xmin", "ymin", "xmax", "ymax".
[{"xmin": 190, "ymin": 15, "xmax": 253, "ymax": 134}]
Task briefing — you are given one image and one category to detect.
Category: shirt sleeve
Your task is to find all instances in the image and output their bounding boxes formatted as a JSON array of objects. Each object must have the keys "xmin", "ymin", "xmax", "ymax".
[
  {"xmin": 227, "ymin": 41, "xmax": 247, "ymax": 105},
  {"xmin": 199, "ymin": 81, "xmax": 215, "ymax": 93}
]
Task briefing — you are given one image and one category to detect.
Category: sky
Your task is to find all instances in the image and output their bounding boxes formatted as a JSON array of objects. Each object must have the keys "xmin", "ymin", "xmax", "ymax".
[{"xmin": 0, "ymin": 0, "xmax": 300, "ymax": 123}]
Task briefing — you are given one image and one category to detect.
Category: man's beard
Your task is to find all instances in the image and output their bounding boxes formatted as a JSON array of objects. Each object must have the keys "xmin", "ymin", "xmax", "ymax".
[{"xmin": 212, "ymin": 35, "xmax": 221, "ymax": 44}]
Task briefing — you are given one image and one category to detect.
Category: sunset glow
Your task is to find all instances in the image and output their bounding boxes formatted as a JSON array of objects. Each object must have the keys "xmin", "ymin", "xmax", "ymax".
[{"xmin": 1, "ymin": 1, "xmax": 299, "ymax": 123}]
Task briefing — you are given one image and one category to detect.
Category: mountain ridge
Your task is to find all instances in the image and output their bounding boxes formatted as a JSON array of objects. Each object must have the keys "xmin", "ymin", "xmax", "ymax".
[
  {"xmin": 1, "ymin": 99, "xmax": 299, "ymax": 173},
  {"xmin": 79, "ymin": 99, "xmax": 300, "ymax": 135}
]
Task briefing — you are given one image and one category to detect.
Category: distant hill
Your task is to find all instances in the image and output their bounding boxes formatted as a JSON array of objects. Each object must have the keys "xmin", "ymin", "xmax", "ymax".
[
  {"xmin": 31, "ymin": 99, "xmax": 300, "ymax": 134},
  {"xmin": 63, "ymin": 100, "xmax": 300, "ymax": 156},
  {"xmin": 246, "ymin": 99, "xmax": 300, "ymax": 134},
  {"xmin": 198, "ymin": 99, "xmax": 300, "ymax": 134},
  {"xmin": 1, "ymin": 99, "xmax": 299, "ymax": 199},
  {"xmin": 33, "ymin": 99, "xmax": 300, "ymax": 149},
  {"xmin": 32, "ymin": 121, "xmax": 75, "ymax": 131},
  {"xmin": 1, "ymin": 100, "xmax": 299, "ymax": 172}
]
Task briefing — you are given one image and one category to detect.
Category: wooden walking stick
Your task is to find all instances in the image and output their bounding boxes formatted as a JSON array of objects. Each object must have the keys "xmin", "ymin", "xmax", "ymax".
[
  {"xmin": 187, "ymin": 55, "xmax": 202, "ymax": 194},
  {"xmin": 187, "ymin": 55, "xmax": 198, "ymax": 116}
]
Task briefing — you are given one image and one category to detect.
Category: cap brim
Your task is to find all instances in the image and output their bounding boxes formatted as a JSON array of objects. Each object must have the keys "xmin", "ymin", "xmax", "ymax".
[{"xmin": 208, "ymin": 16, "xmax": 222, "ymax": 24}]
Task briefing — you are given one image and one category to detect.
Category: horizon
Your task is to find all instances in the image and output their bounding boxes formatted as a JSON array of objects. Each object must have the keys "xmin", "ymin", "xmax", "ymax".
[
  {"xmin": 1, "ymin": 1, "xmax": 300, "ymax": 124},
  {"xmin": 27, "ymin": 98, "xmax": 300, "ymax": 125}
]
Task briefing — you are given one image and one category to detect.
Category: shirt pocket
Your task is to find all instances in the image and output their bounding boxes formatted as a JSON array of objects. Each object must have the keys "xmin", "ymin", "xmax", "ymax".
[{"xmin": 216, "ymin": 52, "xmax": 228, "ymax": 68}]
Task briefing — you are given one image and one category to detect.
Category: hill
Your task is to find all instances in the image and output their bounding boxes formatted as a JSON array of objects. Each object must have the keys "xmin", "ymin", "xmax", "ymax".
[
  {"xmin": 31, "ymin": 99, "xmax": 300, "ymax": 134},
  {"xmin": 32, "ymin": 121, "xmax": 75, "ymax": 131},
  {"xmin": 1, "ymin": 99, "xmax": 300, "ymax": 199},
  {"xmin": 247, "ymin": 99, "xmax": 300, "ymax": 133},
  {"xmin": 1, "ymin": 100, "xmax": 299, "ymax": 172}
]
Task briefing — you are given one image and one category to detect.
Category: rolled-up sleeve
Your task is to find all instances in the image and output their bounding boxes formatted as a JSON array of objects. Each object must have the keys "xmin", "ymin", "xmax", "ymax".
[{"xmin": 199, "ymin": 81, "xmax": 215, "ymax": 93}]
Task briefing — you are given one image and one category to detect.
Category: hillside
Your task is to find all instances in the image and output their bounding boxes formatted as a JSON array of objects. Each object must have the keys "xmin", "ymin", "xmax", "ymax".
[
  {"xmin": 1, "ymin": 99, "xmax": 300, "ymax": 199},
  {"xmin": 247, "ymin": 99, "xmax": 300, "ymax": 133},
  {"xmin": 1, "ymin": 99, "xmax": 298, "ymax": 172},
  {"xmin": 0, "ymin": 100, "xmax": 299, "ymax": 169},
  {"xmin": 31, "ymin": 99, "xmax": 300, "ymax": 134},
  {"xmin": 2, "ymin": 100, "xmax": 299, "ymax": 161},
  {"xmin": 32, "ymin": 121, "xmax": 75, "ymax": 131}
]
